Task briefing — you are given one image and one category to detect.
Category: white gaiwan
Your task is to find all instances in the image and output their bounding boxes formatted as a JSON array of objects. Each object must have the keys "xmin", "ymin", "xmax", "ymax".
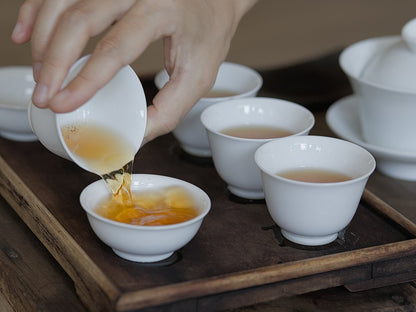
[
  {"xmin": 28, "ymin": 55, "xmax": 147, "ymax": 174},
  {"xmin": 340, "ymin": 18, "xmax": 416, "ymax": 153},
  {"xmin": 361, "ymin": 18, "xmax": 416, "ymax": 91}
]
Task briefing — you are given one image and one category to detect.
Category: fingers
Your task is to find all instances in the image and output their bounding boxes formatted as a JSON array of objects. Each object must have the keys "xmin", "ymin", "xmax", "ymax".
[
  {"xmin": 11, "ymin": 0, "xmax": 43, "ymax": 44},
  {"xmin": 144, "ymin": 64, "xmax": 218, "ymax": 143},
  {"xmin": 32, "ymin": 0, "xmax": 135, "ymax": 110},
  {"xmin": 47, "ymin": 1, "xmax": 158, "ymax": 112},
  {"xmin": 22, "ymin": 0, "xmax": 246, "ymax": 147},
  {"xmin": 30, "ymin": 0, "xmax": 79, "ymax": 79}
]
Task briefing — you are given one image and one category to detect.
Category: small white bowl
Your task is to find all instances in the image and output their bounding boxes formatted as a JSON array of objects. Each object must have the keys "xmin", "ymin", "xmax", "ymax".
[
  {"xmin": 201, "ymin": 97, "xmax": 314, "ymax": 199},
  {"xmin": 255, "ymin": 136, "xmax": 375, "ymax": 246},
  {"xmin": 80, "ymin": 174, "xmax": 211, "ymax": 263},
  {"xmin": 0, "ymin": 66, "xmax": 37, "ymax": 141},
  {"xmin": 155, "ymin": 62, "xmax": 263, "ymax": 157},
  {"xmin": 28, "ymin": 55, "xmax": 147, "ymax": 173}
]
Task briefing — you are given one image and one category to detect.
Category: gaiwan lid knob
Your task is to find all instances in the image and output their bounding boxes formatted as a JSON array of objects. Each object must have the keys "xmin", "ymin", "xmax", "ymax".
[{"xmin": 361, "ymin": 18, "xmax": 416, "ymax": 92}]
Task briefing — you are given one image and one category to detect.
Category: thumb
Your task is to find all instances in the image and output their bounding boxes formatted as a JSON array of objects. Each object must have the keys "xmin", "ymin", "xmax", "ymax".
[{"xmin": 143, "ymin": 70, "xmax": 215, "ymax": 144}]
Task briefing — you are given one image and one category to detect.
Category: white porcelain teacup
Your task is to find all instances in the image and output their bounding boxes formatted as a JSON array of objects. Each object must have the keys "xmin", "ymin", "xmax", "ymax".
[
  {"xmin": 0, "ymin": 66, "xmax": 36, "ymax": 142},
  {"xmin": 154, "ymin": 62, "xmax": 263, "ymax": 157},
  {"xmin": 80, "ymin": 174, "xmax": 211, "ymax": 262},
  {"xmin": 200, "ymin": 97, "xmax": 315, "ymax": 200},
  {"xmin": 255, "ymin": 135, "xmax": 376, "ymax": 246},
  {"xmin": 28, "ymin": 55, "xmax": 147, "ymax": 174}
]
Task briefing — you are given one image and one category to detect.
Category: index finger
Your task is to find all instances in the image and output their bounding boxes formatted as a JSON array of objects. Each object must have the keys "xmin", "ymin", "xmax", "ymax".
[
  {"xmin": 47, "ymin": 2, "xmax": 162, "ymax": 113},
  {"xmin": 32, "ymin": 0, "xmax": 134, "ymax": 108}
]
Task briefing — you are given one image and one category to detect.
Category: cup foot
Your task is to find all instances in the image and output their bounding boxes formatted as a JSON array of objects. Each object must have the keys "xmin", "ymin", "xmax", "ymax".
[
  {"xmin": 113, "ymin": 249, "xmax": 174, "ymax": 263},
  {"xmin": 0, "ymin": 130, "xmax": 37, "ymax": 142},
  {"xmin": 227, "ymin": 186, "xmax": 264, "ymax": 200},
  {"xmin": 377, "ymin": 160, "xmax": 416, "ymax": 181},
  {"xmin": 180, "ymin": 144, "xmax": 212, "ymax": 158},
  {"xmin": 281, "ymin": 229, "xmax": 338, "ymax": 246}
]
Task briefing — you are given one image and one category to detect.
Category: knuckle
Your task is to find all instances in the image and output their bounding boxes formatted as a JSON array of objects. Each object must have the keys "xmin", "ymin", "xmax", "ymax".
[
  {"xmin": 42, "ymin": 56, "xmax": 62, "ymax": 72},
  {"xmin": 61, "ymin": 5, "xmax": 90, "ymax": 31},
  {"xmin": 95, "ymin": 36, "xmax": 120, "ymax": 58}
]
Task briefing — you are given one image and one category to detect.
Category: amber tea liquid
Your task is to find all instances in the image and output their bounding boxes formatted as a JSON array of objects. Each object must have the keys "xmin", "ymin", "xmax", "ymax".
[
  {"xmin": 221, "ymin": 125, "xmax": 294, "ymax": 139},
  {"xmin": 204, "ymin": 89, "xmax": 238, "ymax": 98},
  {"xmin": 96, "ymin": 186, "xmax": 199, "ymax": 226},
  {"xmin": 277, "ymin": 168, "xmax": 352, "ymax": 183},
  {"xmin": 61, "ymin": 122, "xmax": 135, "ymax": 205},
  {"xmin": 62, "ymin": 122, "xmax": 199, "ymax": 226}
]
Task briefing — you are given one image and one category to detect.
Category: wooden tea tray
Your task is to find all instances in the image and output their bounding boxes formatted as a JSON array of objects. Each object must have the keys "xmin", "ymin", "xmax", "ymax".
[
  {"xmin": 1, "ymin": 125, "xmax": 416, "ymax": 311},
  {"xmin": 2, "ymin": 55, "xmax": 416, "ymax": 311}
]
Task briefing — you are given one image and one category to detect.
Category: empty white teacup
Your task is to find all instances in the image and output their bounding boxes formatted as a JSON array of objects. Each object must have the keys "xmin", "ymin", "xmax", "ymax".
[
  {"xmin": 255, "ymin": 136, "xmax": 376, "ymax": 246},
  {"xmin": 28, "ymin": 55, "xmax": 147, "ymax": 174},
  {"xmin": 154, "ymin": 62, "xmax": 263, "ymax": 157},
  {"xmin": 200, "ymin": 97, "xmax": 315, "ymax": 199}
]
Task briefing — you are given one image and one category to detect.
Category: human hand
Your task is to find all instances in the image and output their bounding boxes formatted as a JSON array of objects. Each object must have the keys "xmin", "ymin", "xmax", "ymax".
[{"xmin": 12, "ymin": 0, "xmax": 257, "ymax": 143}]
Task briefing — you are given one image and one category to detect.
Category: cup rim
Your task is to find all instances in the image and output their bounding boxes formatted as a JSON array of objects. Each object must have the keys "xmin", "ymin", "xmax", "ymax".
[
  {"xmin": 254, "ymin": 135, "xmax": 376, "ymax": 186},
  {"xmin": 154, "ymin": 61, "xmax": 263, "ymax": 101},
  {"xmin": 200, "ymin": 97, "xmax": 315, "ymax": 142}
]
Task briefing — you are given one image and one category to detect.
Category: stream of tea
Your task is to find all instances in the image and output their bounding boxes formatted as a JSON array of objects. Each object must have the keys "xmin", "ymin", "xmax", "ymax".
[{"xmin": 61, "ymin": 123, "xmax": 198, "ymax": 225}]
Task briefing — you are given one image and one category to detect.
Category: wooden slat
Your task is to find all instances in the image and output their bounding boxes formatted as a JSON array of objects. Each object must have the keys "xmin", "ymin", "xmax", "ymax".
[
  {"xmin": 362, "ymin": 189, "xmax": 416, "ymax": 236},
  {"xmin": 116, "ymin": 239, "xmax": 416, "ymax": 311},
  {"xmin": 0, "ymin": 155, "xmax": 119, "ymax": 311},
  {"xmin": 0, "ymin": 195, "xmax": 87, "ymax": 311}
]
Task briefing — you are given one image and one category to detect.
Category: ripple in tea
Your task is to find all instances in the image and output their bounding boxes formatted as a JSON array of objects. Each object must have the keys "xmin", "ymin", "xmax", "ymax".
[
  {"xmin": 221, "ymin": 125, "xmax": 293, "ymax": 139},
  {"xmin": 277, "ymin": 168, "xmax": 352, "ymax": 183},
  {"xmin": 95, "ymin": 186, "xmax": 199, "ymax": 226}
]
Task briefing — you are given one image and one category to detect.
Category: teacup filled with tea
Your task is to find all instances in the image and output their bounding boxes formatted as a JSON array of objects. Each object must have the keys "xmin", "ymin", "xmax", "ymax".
[
  {"xmin": 255, "ymin": 135, "xmax": 376, "ymax": 246},
  {"xmin": 80, "ymin": 174, "xmax": 211, "ymax": 262},
  {"xmin": 200, "ymin": 97, "xmax": 315, "ymax": 199},
  {"xmin": 154, "ymin": 62, "xmax": 263, "ymax": 157}
]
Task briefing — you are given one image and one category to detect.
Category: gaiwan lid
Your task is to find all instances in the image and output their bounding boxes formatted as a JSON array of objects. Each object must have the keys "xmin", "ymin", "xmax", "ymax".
[{"xmin": 361, "ymin": 18, "xmax": 416, "ymax": 92}]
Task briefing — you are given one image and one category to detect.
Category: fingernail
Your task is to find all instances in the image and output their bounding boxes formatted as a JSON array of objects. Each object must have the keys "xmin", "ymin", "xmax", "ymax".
[
  {"xmin": 11, "ymin": 22, "xmax": 23, "ymax": 40},
  {"xmin": 32, "ymin": 83, "xmax": 49, "ymax": 107},
  {"xmin": 33, "ymin": 62, "xmax": 41, "ymax": 82}
]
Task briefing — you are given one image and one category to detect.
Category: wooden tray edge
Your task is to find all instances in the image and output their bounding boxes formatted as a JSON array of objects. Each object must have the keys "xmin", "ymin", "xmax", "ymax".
[
  {"xmin": 0, "ymin": 155, "xmax": 120, "ymax": 311},
  {"xmin": 116, "ymin": 238, "xmax": 416, "ymax": 311}
]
